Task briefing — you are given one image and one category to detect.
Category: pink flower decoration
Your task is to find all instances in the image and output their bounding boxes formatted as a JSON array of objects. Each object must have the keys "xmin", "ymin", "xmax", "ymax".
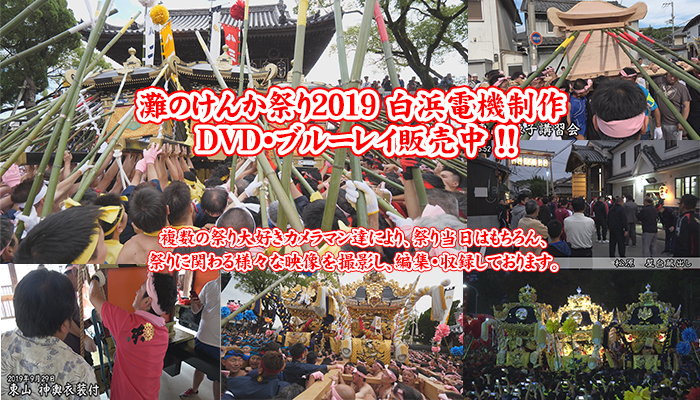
[
  {"xmin": 457, "ymin": 313, "xmax": 464, "ymax": 328},
  {"xmin": 433, "ymin": 323, "xmax": 451, "ymax": 342},
  {"xmin": 431, "ymin": 346, "xmax": 441, "ymax": 353},
  {"xmin": 228, "ymin": 302, "xmax": 240, "ymax": 312},
  {"xmin": 459, "ymin": 333, "xmax": 463, "ymax": 344}
]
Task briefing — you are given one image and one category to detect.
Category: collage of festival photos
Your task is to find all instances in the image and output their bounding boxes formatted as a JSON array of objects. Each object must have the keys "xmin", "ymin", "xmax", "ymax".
[{"xmin": 2, "ymin": 0, "xmax": 700, "ymax": 399}]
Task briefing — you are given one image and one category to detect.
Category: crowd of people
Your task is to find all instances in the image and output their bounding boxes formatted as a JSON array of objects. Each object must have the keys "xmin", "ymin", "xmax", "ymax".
[
  {"xmin": 219, "ymin": 342, "xmax": 463, "ymax": 400},
  {"xmin": 0, "ymin": 141, "xmax": 474, "ymax": 266},
  {"xmin": 495, "ymin": 192, "xmax": 699, "ymax": 258},
  {"xmin": 356, "ymin": 73, "xmax": 456, "ymax": 92},
  {"xmin": 469, "ymin": 57, "xmax": 700, "ymax": 140}
]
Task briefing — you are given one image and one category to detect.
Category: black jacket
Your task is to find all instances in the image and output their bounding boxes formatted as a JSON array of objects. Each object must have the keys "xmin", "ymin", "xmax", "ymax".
[
  {"xmin": 637, "ymin": 205, "xmax": 658, "ymax": 233},
  {"xmin": 593, "ymin": 201, "xmax": 607, "ymax": 220},
  {"xmin": 607, "ymin": 203, "xmax": 628, "ymax": 232},
  {"xmin": 675, "ymin": 211, "xmax": 700, "ymax": 257}
]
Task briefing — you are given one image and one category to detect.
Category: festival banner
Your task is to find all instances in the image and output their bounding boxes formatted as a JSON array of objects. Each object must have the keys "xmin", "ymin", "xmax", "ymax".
[
  {"xmin": 160, "ymin": 20, "xmax": 176, "ymax": 60},
  {"xmin": 222, "ymin": 23, "xmax": 241, "ymax": 64}
]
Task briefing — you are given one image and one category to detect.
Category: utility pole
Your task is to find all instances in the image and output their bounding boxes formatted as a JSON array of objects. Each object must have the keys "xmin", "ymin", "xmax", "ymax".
[
  {"xmin": 527, "ymin": 0, "xmax": 538, "ymax": 71},
  {"xmin": 664, "ymin": 1, "xmax": 675, "ymax": 46}
]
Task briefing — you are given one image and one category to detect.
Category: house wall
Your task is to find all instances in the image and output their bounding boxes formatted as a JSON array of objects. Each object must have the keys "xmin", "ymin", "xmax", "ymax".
[
  {"xmin": 610, "ymin": 142, "xmax": 700, "ymax": 204},
  {"xmin": 469, "ymin": 0, "xmax": 520, "ymax": 72}
]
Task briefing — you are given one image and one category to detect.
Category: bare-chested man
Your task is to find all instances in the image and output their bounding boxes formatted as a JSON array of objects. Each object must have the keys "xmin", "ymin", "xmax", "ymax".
[
  {"xmin": 351, "ymin": 366, "xmax": 376, "ymax": 400},
  {"xmin": 116, "ymin": 183, "xmax": 172, "ymax": 264}
]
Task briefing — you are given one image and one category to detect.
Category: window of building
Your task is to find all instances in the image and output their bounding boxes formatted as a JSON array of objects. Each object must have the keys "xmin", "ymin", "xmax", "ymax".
[
  {"xmin": 634, "ymin": 144, "xmax": 641, "ymax": 161},
  {"xmin": 676, "ymin": 175, "xmax": 699, "ymax": 198},
  {"xmin": 548, "ymin": 20, "xmax": 554, "ymax": 33},
  {"xmin": 620, "ymin": 152, "xmax": 626, "ymax": 168},
  {"xmin": 621, "ymin": 185, "xmax": 634, "ymax": 199},
  {"xmin": 665, "ymin": 139, "xmax": 677, "ymax": 150},
  {"xmin": 468, "ymin": 1, "xmax": 482, "ymax": 21}
]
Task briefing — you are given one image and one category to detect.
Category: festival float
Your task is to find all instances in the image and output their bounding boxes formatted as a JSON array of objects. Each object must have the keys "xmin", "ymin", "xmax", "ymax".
[
  {"xmin": 491, "ymin": 285, "xmax": 552, "ymax": 369},
  {"xmin": 546, "ymin": 287, "xmax": 612, "ymax": 372},
  {"xmin": 615, "ymin": 284, "xmax": 679, "ymax": 371}
]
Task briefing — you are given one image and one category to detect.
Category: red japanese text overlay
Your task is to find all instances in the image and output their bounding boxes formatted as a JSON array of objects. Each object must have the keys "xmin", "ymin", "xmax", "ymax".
[
  {"xmin": 133, "ymin": 86, "xmax": 569, "ymax": 161},
  {"xmin": 147, "ymin": 227, "xmax": 558, "ymax": 273},
  {"xmin": 146, "ymin": 249, "xmax": 558, "ymax": 273}
]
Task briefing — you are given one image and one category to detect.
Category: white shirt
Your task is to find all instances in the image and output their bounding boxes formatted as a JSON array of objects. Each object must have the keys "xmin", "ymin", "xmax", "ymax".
[
  {"xmin": 564, "ymin": 212, "xmax": 596, "ymax": 249},
  {"xmin": 195, "ymin": 278, "xmax": 221, "ymax": 347},
  {"xmin": 1, "ymin": 329, "xmax": 99, "ymax": 399}
]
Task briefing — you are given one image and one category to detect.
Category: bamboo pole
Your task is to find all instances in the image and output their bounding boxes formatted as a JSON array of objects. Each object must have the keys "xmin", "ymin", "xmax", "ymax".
[
  {"xmin": 72, "ymin": 65, "xmax": 171, "ymax": 201},
  {"xmin": 555, "ymin": 31, "xmax": 593, "ymax": 88},
  {"xmin": 0, "ymin": 0, "xmax": 50, "ymax": 37},
  {"xmin": 0, "ymin": 101, "xmax": 51, "ymax": 128},
  {"xmin": 372, "ymin": 2, "xmax": 426, "ymax": 210},
  {"xmin": 194, "ymin": 31, "xmax": 229, "ymax": 89},
  {"xmin": 0, "ymin": 12, "xmax": 116, "ymax": 69},
  {"xmin": 373, "ymin": 1, "xmax": 399, "ymax": 89},
  {"xmin": 257, "ymin": 160, "xmax": 269, "ymax": 228},
  {"xmin": 0, "ymin": 103, "xmax": 54, "ymax": 150},
  {"xmin": 320, "ymin": 152, "xmax": 404, "ymax": 191},
  {"xmin": 13, "ymin": 124, "xmax": 62, "ymax": 238},
  {"xmin": 611, "ymin": 29, "xmax": 700, "ymax": 93},
  {"xmin": 278, "ymin": 0, "xmax": 310, "ymax": 232},
  {"xmin": 319, "ymin": 153, "xmax": 402, "ymax": 216},
  {"xmin": 237, "ymin": 0, "xmax": 251, "ymax": 95},
  {"xmin": 256, "ymin": 154, "xmax": 310, "ymax": 241},
  {"xmin": 341, "ymin": 0, "xmax": 380, "ymax": 226},
  {"xmin": 221, "ymin": 271, "xmax": 295, "ymax": 327},
  {"xmin": 625, "ymin": 26, "xmax": 700, "ymax": 72},
  {"xmin": 41, "ymin": 0, "xmax": 116, "ymax": 217},
  {"xmin": 609, "ymin": 30, "xmax": 699, "ymax": 140},
  {"xmin": 520, "ymin": 31, "xmax": 580, "ymax": 88},
  {"xmin": 0, "ymin": 93, "xmax": 68, "ymax": 176},
  {"xmin": 320, "ymin": 0, "xmax": 352, "ymax": 232}
]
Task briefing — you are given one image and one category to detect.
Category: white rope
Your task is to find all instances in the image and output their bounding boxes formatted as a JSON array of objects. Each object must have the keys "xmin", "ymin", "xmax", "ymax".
[
  {"xmin": 113, "ymin": 149, "xmax": 131, "ymax": 188},
  {"xmin": 78, "ymin": 92, "xmax": 101, "ymax": 134}
]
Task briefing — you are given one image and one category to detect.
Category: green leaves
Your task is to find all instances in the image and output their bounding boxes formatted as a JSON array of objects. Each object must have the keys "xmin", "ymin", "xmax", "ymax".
[{"xmin": 1, "ymin": 0, "xmax": 80, "ymax": 107}]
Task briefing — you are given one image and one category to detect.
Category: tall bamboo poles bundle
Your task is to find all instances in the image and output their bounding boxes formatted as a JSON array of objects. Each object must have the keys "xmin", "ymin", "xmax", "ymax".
[
  {"xmin": 277, "ymin": 0, "xmax": 309, "ymax": 232},
  {"xmin": 320, "ymin": 0, "xmax": 381, "ymax": 231},
  {"xmin": 606, "ymin": 29, "xmax": 699, "ymax": 140},
  {"xmin": 9, "ymin": 11, "xmax": 143, "ymax": 237}
]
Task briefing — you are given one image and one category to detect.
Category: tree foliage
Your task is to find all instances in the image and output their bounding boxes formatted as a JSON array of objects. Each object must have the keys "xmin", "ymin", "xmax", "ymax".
[
  {"xmin": 525, "ymin": 175, "xmax": 549, "ymax": 198},
  {"xmin": 1, "ymin": 0, "xmax": 81, "ymax": 109},
  {"xmin": 336, "ymin": 0, "xmax": 466, "ymax": 88}
]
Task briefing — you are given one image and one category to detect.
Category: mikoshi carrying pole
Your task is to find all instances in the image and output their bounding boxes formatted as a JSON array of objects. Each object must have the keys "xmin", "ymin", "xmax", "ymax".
[
  {"xmin": 42, "ymin": 0, "xmax": 123, "ymax": 217},
  {"xmin": 611, "ymin": 29, "xmax": 700, "ymax": 93},
  {"xmin": 555, "ymin": 30, "xmax": 593, "ymax": 88},
  {"xmin": 624, "ymin": 26, "xmax": 700, "ymax": 71},
  {"xmin": 72, "ymin": 65, "xmax": 171, "ymax": 201},
  {"xmin": 372, "ymin": 1, "xmax": 428, "ymax": 211},
  {"xmin": 237, "ymin": 0, "xmax": 251, "ymax": 96},
  {"xmin": 0, "ymin": 0, "xmax": 50, "ymax": 37},
  {"xmin": 277, "ymin": 0, "xmax": 310, "ymax": 232},
  {"xmin": 320, "ymin": 0, "xmax": 352, "ymax": 232},
  {"xmin": 0, "ymin": 10, "xmax": 118, "ymax": 69},
  {"xmin": 221, "ymin": 271, "xmax": 296, "ymax": 327},
  {"xmin": 609, "ymin": 29, "xmax": 699, "ymax": 140},
  {"xmin": 520, "ymin": 31, "xmax": 580, "ymax": 89}
]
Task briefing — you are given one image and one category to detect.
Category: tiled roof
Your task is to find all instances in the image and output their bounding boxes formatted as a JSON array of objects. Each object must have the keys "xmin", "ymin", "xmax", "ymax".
[
  {"xmin": 95, "ymin": 1, "xmax": 333, "ymax": 35},
  {"xmin": 570, "ymin": 144, "xmax": 610, "ymax": 163},
  {"xmin": 641, "ymin": 145, "xmax": 700, "ymax": 170},
  {"xmin": 520, "ymin": 0, "xmax": 624, "ymax": 14}
]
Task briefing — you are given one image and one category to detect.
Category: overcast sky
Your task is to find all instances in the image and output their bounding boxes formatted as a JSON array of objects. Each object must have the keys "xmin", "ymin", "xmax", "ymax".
[{"xmin": 65, "ymin": 0, "xmax": 466, "ymax": 84}]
